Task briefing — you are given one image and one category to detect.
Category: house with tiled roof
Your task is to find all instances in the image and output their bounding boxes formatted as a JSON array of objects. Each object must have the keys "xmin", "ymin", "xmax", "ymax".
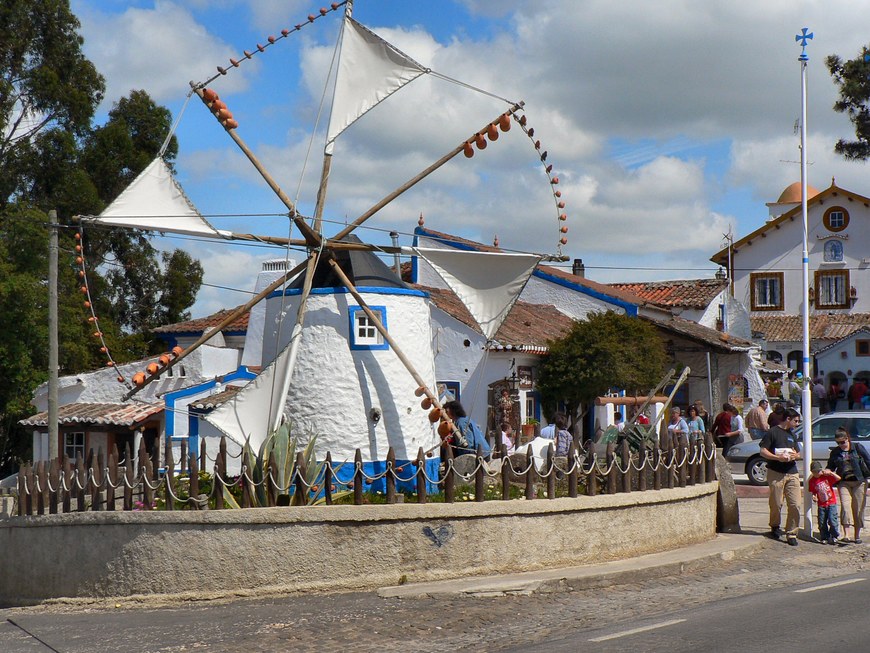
[
  {"xmin": 711, "ymin": 179, "xmax": 870, "ymax": 393},
  {"xmin": 412, "ymin": 225, "xmax": 767, "ymax": 427}
]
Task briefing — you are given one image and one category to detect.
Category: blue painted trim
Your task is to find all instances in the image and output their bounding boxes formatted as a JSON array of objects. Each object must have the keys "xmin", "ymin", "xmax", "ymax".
[
  {"xmin": 268, "ymin": 286, "xmax": 428, "ymax": 299},
  {"xmin": 328, "ymin": 457, "xmax": 440, "ymax": 494},
  {"xmin": 349, "ymin": 305, "xmax": 389, "ymax": 351},
  {"xmin": 163, "ymin": 366, "xmax": 257, "ymax": 439},
  {"xmin": 414, "ymin": 226, "xmax": 479, "ymax": 252},
  {"xmin": 532, "ymin": 269, "xmax": 639, "ymax": 316},
  {"xmin": 411, "ymin": 231, "xmax": 420, "ymax": 283}
]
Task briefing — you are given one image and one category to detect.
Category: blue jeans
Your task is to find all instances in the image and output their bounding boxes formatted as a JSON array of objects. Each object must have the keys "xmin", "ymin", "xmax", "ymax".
[{"xmin": 818, "ymin": 504, "xmax": 840, "ymax": 541}]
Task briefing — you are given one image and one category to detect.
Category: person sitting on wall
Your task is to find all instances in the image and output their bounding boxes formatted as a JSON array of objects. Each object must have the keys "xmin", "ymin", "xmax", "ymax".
[{"xmin": 443, "ymin": 400, "xmax": 491, "ymax": 460}]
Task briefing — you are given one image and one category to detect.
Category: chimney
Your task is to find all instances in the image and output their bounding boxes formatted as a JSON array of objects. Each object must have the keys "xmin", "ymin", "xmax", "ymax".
[{"xmin": 572, "ymin": 258, "xmax": 585, "ymax": 278}]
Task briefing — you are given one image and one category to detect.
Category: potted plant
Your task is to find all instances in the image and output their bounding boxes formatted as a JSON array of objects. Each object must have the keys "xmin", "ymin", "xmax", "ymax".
[{"xmin": 521, "ymin": 417, "xmax": 539, "ymax": 439}]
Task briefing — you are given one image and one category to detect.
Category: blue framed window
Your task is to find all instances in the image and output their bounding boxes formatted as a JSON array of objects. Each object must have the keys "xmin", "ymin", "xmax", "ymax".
[{"xmin": 349, "ymin": 306, "xmax": 389, "ymax": 350}]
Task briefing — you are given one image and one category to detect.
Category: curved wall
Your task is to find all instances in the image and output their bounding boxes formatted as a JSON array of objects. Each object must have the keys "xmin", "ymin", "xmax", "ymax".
[{"xmin": 0, "ymin": 483, "xmax": 716, "ymax": 605}]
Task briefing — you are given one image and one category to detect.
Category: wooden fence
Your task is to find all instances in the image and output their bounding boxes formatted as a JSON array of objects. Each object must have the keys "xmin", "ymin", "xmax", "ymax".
[{"xmin": 10, "ymin": 433, "xmax": 718, "ymax": 517}]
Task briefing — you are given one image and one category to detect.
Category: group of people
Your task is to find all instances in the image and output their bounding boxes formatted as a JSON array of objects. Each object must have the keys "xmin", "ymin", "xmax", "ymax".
[
  {"xmin": 759, "ymin": 408, "xmax": 870, "ymax": 547},
  {"xmin": 782, "ymin": 373, "xmax": 870, "ymax": 413}
]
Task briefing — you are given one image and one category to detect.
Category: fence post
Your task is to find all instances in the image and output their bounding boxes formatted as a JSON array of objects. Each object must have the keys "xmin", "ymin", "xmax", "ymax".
[
  {"xmin": 652, "ymin": 444, "xmax": 662, "ymax": 490},
  {"xmin": 585, "ymin": 442, "xmax": 598, "ymax": 497},
  {"xmin": 74, "ymin": 454, "xmax": 86, "ymax": 512},
  {"xmin": 324, "ymin": 452, "xmax": 334, "ymax": 506},
  {"xmin": 443, "ymin": 446, "xmax": 455, "ymax": 503},
  {"xmin": 189, "ymin": 452, "xmax": 200, "ymax": 509},
  {"xmin": 268, "ymin": 457, "xmax": 280, "ymax": 507},
  {"xmin": 49, "ymin": 458, "xmax": 59, "ymax": 514},
  {"xmin": 500, "ymin": 443, "xmax": 510, "ymax": 500},
  {"xmin": 705, "ymin": 432, "xmax": 717, "ymax": 480},
  {"xmin": 63, "ymin": 454, "xmax": 73, "ymax": 513},
  {"xmin": 665, "ymin": 434, "xmax": 675, "ymax": 489},
  {"xmin": 106, "ymin": 448, "xmax": 117, "ymax": 511},
  {"xmin": 677, "ymin": 434, "xmax": 688, "ymax": 488},
  {"xmin": 200, "ymin": 437, "xmax": 207, "ymax": 476},
  {"xmin": 545, "ymin": 443, "xmax": 556, "ymax": 500},
  {"xmin": 87, "ymin": 449, "xmax": 98, "ymax": 511},
  {"xmin": 35, "ymin": 461, "xmax": 45, "ymax": 515},
  {"xmin": 353, "ymin": 449, "xmax": 364, "ymax": 505},
  {"xmin": 524, "ymin": 448, "xmax": 535, "ymax": 500},
  {"xmin": 164, "ymin": 444, "xmax": 175, "ymax": 511},
  {"xmin": 606, "ymin": 442, "xmax": 618, "ymax": 494},
  {"xmin": 474, "ymin": 445, "xmax": 485, "ymax": 502},
  {"xmin": 123, "ymin": 445, "xmax": 134, "ymax": 511},
  {"xmin": 568, "ymin": 437, "xmax": 578, "ymax": 498},
  {"xmin": 213, "ymin": 437, "xmax": 226, "ymax": 510},
  {"xmin": 386, "ymin": 447, "xmax": 397, "ymax": 504},
  {"xmin": 638, "ymin": 442, "xmax": 648, "ymax": 492},
  {"xmin": 17, "ymin": 466, "xmax": 25, "ymax": 516},
  {"xmin": 619, "ymin": 439, "xmax": 632, "ymax": 493},
  {"xmin": 416, "ymin": 447, "xmax": 427, "ymax": 504},
  {"xmin": 24, "ymin": 465, "xmax": 34, "ymax": 516},
  {"xmin": 180, "ymin": 439, "xmax": 188, "ymax": 476},
  {"xmin": 293, "ymin": 452, "xmax": 307, "ymax": 506}
]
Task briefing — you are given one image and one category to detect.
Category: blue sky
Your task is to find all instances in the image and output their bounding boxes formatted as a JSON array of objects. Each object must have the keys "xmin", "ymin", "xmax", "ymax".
[{"xmin": 70, "ymin": 0, "xmax": 870, "ymax": 317}]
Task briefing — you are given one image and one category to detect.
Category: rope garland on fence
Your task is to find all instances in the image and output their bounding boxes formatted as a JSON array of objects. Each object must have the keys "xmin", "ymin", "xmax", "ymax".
[{"xmin": 15, "ymin": 436, "xmax": 719, "ymax": 515}]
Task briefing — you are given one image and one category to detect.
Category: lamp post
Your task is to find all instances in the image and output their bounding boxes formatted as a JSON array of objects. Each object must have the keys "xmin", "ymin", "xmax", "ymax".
[{"xmin": 796, "ymin": 27, "xmax": 814, "ymax": 538}]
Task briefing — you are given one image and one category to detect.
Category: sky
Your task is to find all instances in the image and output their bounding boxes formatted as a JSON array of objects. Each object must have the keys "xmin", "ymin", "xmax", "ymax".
[{"xmin": 69, "ymin": 0, "xmax": 870, "ymax": 319}]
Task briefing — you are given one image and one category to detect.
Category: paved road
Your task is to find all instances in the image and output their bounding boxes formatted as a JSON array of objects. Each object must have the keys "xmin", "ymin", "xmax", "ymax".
[{"xmin": 2, "ymin": 492, "xmax": 867, "ymax": 653}]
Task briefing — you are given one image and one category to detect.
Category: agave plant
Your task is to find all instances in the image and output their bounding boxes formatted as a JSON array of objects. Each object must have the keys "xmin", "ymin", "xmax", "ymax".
[{"xmin": 225, "ymin": 422, "xmax": 348, "ymax": 508}]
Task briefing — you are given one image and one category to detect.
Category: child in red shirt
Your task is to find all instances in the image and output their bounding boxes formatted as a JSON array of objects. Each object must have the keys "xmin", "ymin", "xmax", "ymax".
[{"xmin": 808, "ymin": 461, "xmax": 841, "ymax": 544}]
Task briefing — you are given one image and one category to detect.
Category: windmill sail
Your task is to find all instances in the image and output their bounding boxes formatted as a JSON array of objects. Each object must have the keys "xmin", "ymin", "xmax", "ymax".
[
  {"xmin": 325, "ymin": 16, "xmax": 427, "ymax": 154},
  {"xmin": 84, "ymin": 157, "xmax": 231, "ymax": 239},
  {"xmin": 412, "ymin": 248, "xmax": 541, "ymax": 340}
]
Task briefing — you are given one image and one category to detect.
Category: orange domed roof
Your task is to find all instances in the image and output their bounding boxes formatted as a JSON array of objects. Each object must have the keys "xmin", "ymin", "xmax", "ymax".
[{"xmin": 777, "ymin": 181, "xmax": 819, "ymax": 203}]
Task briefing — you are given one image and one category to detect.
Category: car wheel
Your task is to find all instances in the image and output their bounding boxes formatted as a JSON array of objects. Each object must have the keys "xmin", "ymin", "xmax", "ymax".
[{"xmin": 746, "ymin": 457, "xmax": 768, "ymax": 486}]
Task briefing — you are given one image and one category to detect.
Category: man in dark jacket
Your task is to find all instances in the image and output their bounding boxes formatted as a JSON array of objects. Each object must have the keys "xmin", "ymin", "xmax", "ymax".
[{"xmin": 759, "ymin": 408, "xmax": 802, "ymax": 546}]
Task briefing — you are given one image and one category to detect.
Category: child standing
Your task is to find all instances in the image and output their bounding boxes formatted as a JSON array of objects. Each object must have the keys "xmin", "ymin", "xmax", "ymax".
[{"xmin": 808, "ymin": 461, "xmax": 841, "ymax": 544}]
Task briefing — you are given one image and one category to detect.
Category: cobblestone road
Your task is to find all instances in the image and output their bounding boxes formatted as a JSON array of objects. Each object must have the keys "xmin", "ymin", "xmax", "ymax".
[{"xmin": 3, "ymin": 533, "xmax": 868, "ymax": 653}]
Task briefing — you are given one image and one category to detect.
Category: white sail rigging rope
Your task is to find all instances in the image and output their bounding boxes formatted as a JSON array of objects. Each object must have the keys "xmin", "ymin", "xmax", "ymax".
[
  {"xmin": 427, "ymin": 70, "xmax": 517, "ymax": 105},
  {"xmin": 158, "ymin": 90, "xmax": 194, "ymax": 158}
]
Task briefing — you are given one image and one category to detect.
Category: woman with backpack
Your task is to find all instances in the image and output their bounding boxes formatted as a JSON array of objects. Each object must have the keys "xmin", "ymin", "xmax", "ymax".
[{"xmin": 443, "ymin": 400, "xmax": 491, "ymax": 460}]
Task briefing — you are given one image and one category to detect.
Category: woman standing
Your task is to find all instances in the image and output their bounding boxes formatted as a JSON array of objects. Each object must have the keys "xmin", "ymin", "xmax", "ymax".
[
  {"xmin": 685, "ymin": 405, "xmax": 706, "ymax": 443},
  {"xmin": 826, "ymin": 427, "xmax": 870, "ymax": 544}
]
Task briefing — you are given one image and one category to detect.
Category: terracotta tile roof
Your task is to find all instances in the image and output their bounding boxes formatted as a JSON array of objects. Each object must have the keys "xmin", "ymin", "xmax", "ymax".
[
  {"xmin": 152, "ymin": 306, "xmax": 250, "ymax": 334},
  {"xmin": 414, "ymin": 227, "xmax": 650, "ymax": 309},
  {"xmin": 643, "ymin": 315, "xmax": 757, "ymax": 352},
  {"xmin": 815, "ymin": 326, "xmax": 870, "ymax": 355},
  {"xmin": 20, "ymin": 402, "xmax": 163, "ymax": 428},
  {"xmin": 189, "ymin": 386, "xmax": 242, "ymax": 410},
  {"xmin": 711, "ymin": 183, "xmax": 870, "ymax": 264},
  {"xmin": 608, "ymin": 279, "xmax": 727, "ymax": 309},
  {"xmin": 750, "ymin": 314, "xmax": 870, "ymax": 345},
  {"xmin": 419, "ymin": 285, "xmax": 575, "ymax": 350}
]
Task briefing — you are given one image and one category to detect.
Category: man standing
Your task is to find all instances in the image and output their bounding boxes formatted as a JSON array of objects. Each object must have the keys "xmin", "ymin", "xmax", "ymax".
[
  {"xmin": 759, "ymin": 408, "xmax": 803, "ymax": 546},
  {"xmin": 812, "ymin": 378, "xmax": 828, "ymax": 414},
  {"xmin": 745, "ymin": 399, "xmax": 770, "ymax": 440},
  {"xmin": 849, "ymin": 378, "xmax": 868, "ymax": 410}
]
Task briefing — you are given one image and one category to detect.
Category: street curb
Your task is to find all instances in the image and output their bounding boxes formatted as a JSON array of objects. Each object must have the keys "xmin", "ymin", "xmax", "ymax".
[{"xmin": 378, "ymin": 533, "xmax": 765, "ymax": 599}]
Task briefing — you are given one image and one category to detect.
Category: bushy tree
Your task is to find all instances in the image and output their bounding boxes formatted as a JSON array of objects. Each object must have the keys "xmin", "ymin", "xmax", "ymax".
[
  {"xmin": 536, "ymin": 311, "xmax": 667, "ymax": 425},
  {"xmin": 826, "ymin": 48, "xmax": 870, "ymax": 160},
  {"xmin": 0, "ymin": 2, "xmax": 204, "ymax": 473}
]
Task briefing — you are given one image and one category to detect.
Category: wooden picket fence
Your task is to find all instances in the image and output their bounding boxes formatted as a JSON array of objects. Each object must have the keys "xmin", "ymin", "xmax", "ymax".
[{"xmin": 10, "ymin": 432, "xmax": 718, "ymax": 517}]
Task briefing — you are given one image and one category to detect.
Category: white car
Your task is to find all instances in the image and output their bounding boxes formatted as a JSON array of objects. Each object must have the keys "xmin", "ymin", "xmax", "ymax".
[{"xmin": 726, "ymin": 411, "xmax": 870, "ymax": 485}]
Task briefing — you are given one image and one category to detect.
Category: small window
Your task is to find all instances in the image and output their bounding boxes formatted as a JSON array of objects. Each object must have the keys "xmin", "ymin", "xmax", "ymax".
[
  {"xmin": 814, "ymin": 270, "xmax": 850, "ymax": 309},
  {"xmin": 823, "ymin": 240, "xmax": 844, "ymax": 262},
  {"xmin": 823, "ymin": 206, "xmax": 849, "ymax": 232},
  {"xmin": 348, "ymin": 306, "xmax": 388, "ymax": 350},
  {"xmin": 750, "ymin": 272, "xmax": 784, "ymax": 311},
  {"xmin": 64, "ymin": 432, "xmax": 85, "ymax": 461},
  {"xmin": 857, "ymin": 340, "xmax": 870, "ymax": 357}
]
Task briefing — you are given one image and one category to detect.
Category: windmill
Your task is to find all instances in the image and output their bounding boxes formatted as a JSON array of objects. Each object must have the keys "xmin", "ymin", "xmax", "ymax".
[{"xmin": 76, "ymin": 1, "xmax": 569, "ymax": 486}]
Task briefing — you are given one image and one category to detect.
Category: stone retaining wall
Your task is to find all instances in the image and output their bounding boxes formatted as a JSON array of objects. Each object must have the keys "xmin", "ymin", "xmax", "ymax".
[{"xmin": 0, "ymin": 482, "xmax": 717, "ymax": 605}]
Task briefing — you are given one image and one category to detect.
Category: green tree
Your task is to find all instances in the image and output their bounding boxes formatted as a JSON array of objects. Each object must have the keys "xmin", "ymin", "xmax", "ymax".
[
  {"xmin": 826, "ymin": 48, "xmax": 870, "ymax": 160},
  {"xmin": 0, "ymin": 2, "xmax": 204, "ymax": 474},
  {"xmin": 536, "ymin": 312, "xmax": 667, "ymax": 425}
]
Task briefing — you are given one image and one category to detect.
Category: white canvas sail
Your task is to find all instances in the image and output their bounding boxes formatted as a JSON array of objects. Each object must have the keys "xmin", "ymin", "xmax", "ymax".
[
  {"xmin": 85, "ymin": 157, "xmax": 230, "ymax": 238},
  {"xmin": 325, "ymin": 16, "xmax": 427, "ymax": 154},
  {"xmin": 411, "ymin": 248, "xmax": 541, "ymax": 340},
  {"xmin": 203, "ymin": 330, "xmax": 298, "ymax": 450}
]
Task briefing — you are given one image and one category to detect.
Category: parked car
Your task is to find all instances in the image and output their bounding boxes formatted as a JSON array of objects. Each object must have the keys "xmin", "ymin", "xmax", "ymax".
[{"xmin": 726, "ymin": 411, "xmax": 870, "ymax": 485}]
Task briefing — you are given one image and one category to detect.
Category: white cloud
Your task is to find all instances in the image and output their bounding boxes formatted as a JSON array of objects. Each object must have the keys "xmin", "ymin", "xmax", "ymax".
[{"xmin": 77, "ymin": 1, "xmax": 254, "ymax": 109}]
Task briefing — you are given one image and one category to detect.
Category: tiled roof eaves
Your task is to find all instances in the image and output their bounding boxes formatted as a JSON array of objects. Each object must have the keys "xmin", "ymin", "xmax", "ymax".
[{"xmin": 533, "ymin": 267, "xmax": 639, "ymax": 316}]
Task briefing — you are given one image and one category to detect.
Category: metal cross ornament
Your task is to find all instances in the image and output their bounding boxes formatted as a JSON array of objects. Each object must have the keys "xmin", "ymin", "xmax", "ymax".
[{"xmin": 795, "ymin": 27, "xmax": 813, "ymax": 61}]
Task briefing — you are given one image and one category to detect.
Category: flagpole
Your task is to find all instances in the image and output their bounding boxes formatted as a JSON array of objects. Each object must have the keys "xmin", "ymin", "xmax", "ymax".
[{"xmin": 796, "ymin": 27, "xmax": 814, "ymax": 539}]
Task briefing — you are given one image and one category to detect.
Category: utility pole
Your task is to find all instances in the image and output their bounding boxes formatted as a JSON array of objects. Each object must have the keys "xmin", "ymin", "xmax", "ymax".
[{"xmin": 48, "ymin": 210, "xmax": 59, "ymax": 461}]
